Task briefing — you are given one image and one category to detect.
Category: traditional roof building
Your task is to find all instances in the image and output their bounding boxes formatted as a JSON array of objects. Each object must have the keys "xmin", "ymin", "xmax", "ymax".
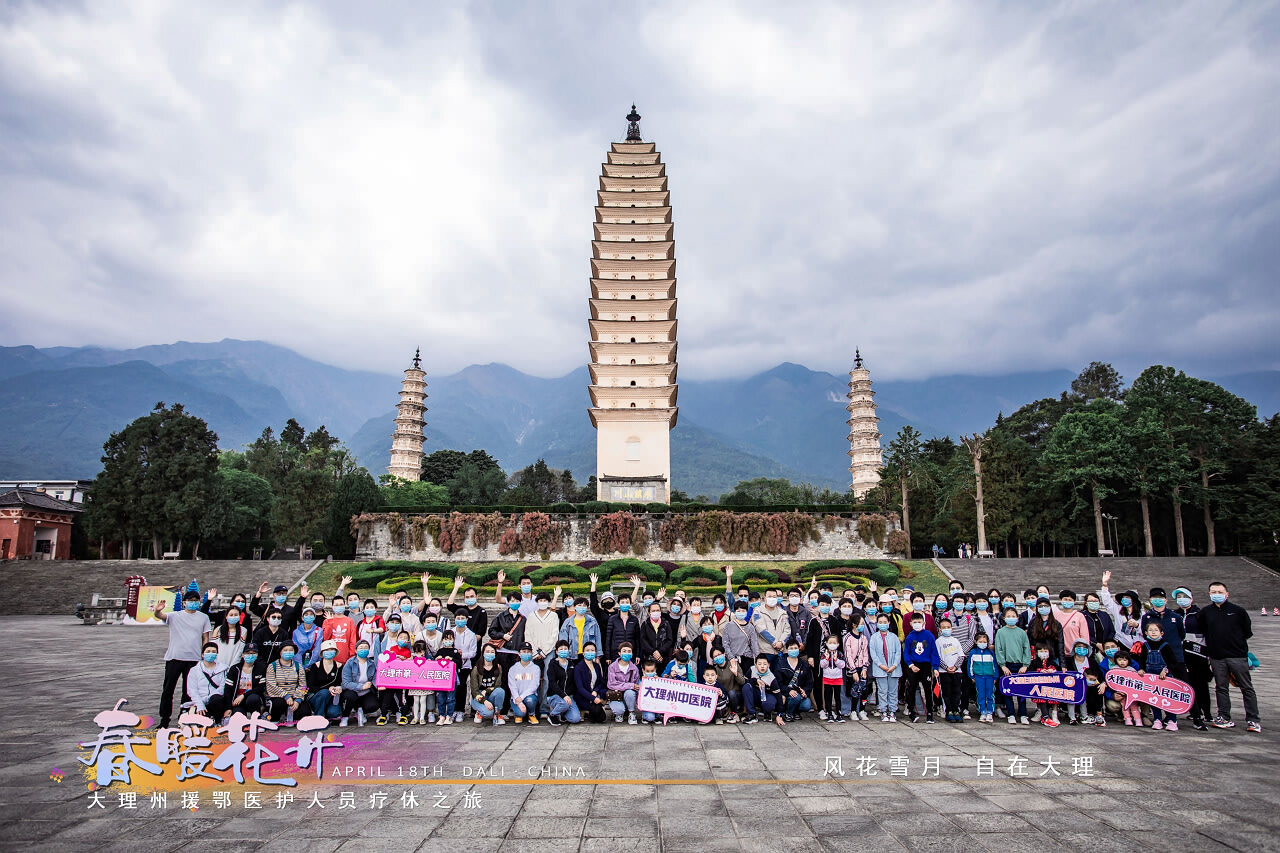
[
  {"xmin": 387, "ymin": 348, "xmax": 427, "ymax": 481},
  {"xmin": 588, "ymin": 106, "xmax": 679, "ymax": 503},
  {"xmin": 0, "ymin": 488, "xmax": 82, "ymax": 560},
  {"xmin": 847, "ymin": 349, "xmax": 882, "ymax": 499}
]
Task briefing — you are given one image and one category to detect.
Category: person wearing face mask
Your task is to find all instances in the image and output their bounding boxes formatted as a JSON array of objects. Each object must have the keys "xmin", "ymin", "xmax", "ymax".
[
  {"xmin": 721, "ymin": 601, "xmax": 761, "ymax": 673},
  {"xmin": 545, "ymin": 640, "xmax": 582, "ymax": 725},
  {"xmin": 506, "ymin": 643, "xmax": 541, "ymax": 725},
  {"xmin": 525, "ymin": 590, "xmax": 562, "ymax": 716},
  {"xmin": 306, "ymin": 639, "xmax": 345, "ymax": 721},
  {"xmin": 1027, "ymin": 597, "xmax": 1064, "ymax": 670},
  {"xmin": 869, "ymin": 616, "xmax": 902, "ymax": 722},
  {"xmin": 1051, "ymin": 590, "xmax": 1091, "ymax": 665},
  {"xmin": 153, "ymin": 590, "xmax": 213, "ymax": 729},
  {"xmin": 449, "ymin": 615, "xmax": 478, "ymax": 722},
  {"xmin": 710, "ymin": 594, "xmax": 730, "ymax": 629},
  {"xmin": 972, "ymin": 594, "xmax": 995, "ymax": 642},
  {"xmin": 415, "ymin": 613, "xmax": 445, "ymax": 659},
  {"xmin": 1098, "ymin": 571, "xmax": 1143, "ymax": 650},
  {"xmin": 264, "ymin": 642, "xmax": 307, "ymax": 723},
  {"xmin": 1017, "ymin": 590, "xmax": 1039, "ymax": 630},
  {"xmin": 321, "ymin": 595, "xmax": 358, "ymax": 664},
  {"xmin": 663, "ymin": 648, "xmax": 699, "ymax": 683},
  {"xmin": 708, "ymin": 643, "xmax": 745, "ymax": 723},
  {"xmin": 357, "ymin": 599, "xmax": 386, "ymax": 647},
  {"xmin": 1029, "ymin": 642, "xmax": 1060, "ymax": 727},
  {"xmin": 250, "ymin": 583, "xmax": 304, "ymax": 632},
  {"xmin": 187, "ymin": 641, "xmax": 229, "ymax": 721},
  {"xmin": 771, "ymin": 638, "xmax": 813, "ymax": 723},
  {"xmin": 607, "ymin": 642, "xmax": 641, "ymax": 724},
  {"xmin": 470, "ymin": 643, "xmax": 508, "ymax": 726},
  {"xmin": 903, "ymin": 613, "xmax": 941, "ymax": 724},
  {"xmin": 1140, "ymin": 588, "xmax": 1186, "ymax": 666},
  {"xmin": 446, "ymin": 578, "xmax": 489, "ymax": 639},
  {"xmin": 692, "ymin": 617, "xmax": 720, "ymax": 672},
  {"xmin": 213, "ymin": 608, "xmax": 249, "ymax": 670},
  {"xmin": 219, "ymin": 642, "xmax": 266, "ymax": 722},
  {"xmin": 605, "ymin": 593, "xmax": 639, "ymax": 664},
  {"xmin": 250, "ymin": 607, "xmax": 290, "ymax": 678},
  {"xmin": 752, "ymin": 588, "xmax": 792, "ymax": 667},
  {"xmin": 339, "ymin": 639, "xmax": 382, "ymax": 727},
  {"xmin": 292, "ymin": 606, "xmax": 323, "ymax": 667},
  {"xmin": 1136, "ymin": 621, "xmax": 1188, "ymax": 731},
  {"xmin": 995, "ymin": 608, "xmax": 1031, "ymax": 725},
  {"xmin": 841, "ymin": 609, "xmax": 871, "ymax": 720},
  {"xmin": 680, "ymin": 597, "xmax": 707, "ymax": 642},
  {"xmin": 573, "ymin": 641, "xmax": 609, "ymax": 723},
  {"xmin": 907, "ymin": 594, "xmax": 936, "ymax": 635},
  {"xmin": 1200, "ymin": 581, "xmax": 1259, "ymax": 732},
  {"xmin": 1080, "ymin": 592, "xmax": 1114, "ymax": 650},
  {"xmin": 385, "ymin": 593, "xmax": 423, "ymax": 636},
  {"xmin": 488, "ymin": 592, "xmax": 528, "ymax": 670},
  {"xmin": 558, "ymin": 597, "xmax": 603, "ymax": 662},
  {"xmin": 935, "ymin": 618, "xmax": 966, "ymax": 723},
  {"xmin": 818, "ymin": 634, "xmax": 847, "ymax": 723},
  {"xmin": 967, "ymin": 632, "xmax": 998, "ymax": 723},
  {"xmin": 638, "ymin": 602, "xmax": 674, "ymax": 669},
  {"xmin": 203, "ymin": 589, "xmax": 255, "ymax": 635},
  {"xmin": 494, "ymin": 570, "xmax": 538, "ymax": 619},
  {"xmin": 783, "ymin": 587, "xmax": 811, "ymax": 648}
]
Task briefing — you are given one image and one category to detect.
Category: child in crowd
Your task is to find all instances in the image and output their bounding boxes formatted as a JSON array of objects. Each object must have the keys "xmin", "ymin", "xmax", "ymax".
[
  {"xmin": 1137, "ymin": 622, "xmax": 1187, "ymax": 732},
  {"xmin": 663, "ymin": 649, "xmax": 698, "ymax": 682},
  {"xmin": 639, "ymin": 660, "xmax": 661, "ymax": 724},
  {"xmin": 1063, "ymin": 640, "xmax": 1095, "ymax": 725},
  {"xmin": 407, "ymin": 640, "xmax": 432, "ymax": 725},
  {"xmin": 702, "ymin": 666, "xmax": 729, "ymax": 725},
  {"xmin": 996, "ymin": 608, "xmax": 1032, "ymax": 725},
  {"xmin": 433, "ymin": 630, "xmax": 460, "ymax": 726},
  {"xmin": 935, "ymin": 618, "xmax": 965, "ymax": 722},
  {"xmin": 1031, "ymin": 643, "xmax": 1060, "ymax": 727},
  {"xmin": 968, "ymin": 631, "xmax": 998, "ymax": 722},
  {"xmin": 842, "ymin": 611, "xmax": 871, "ymax": 720},
  {"xmin": 903, "ymin": 612, "xmax": 940, "ymax": 723},
  {"xmin": 743, "ymin": 654, "xmax": 783, "ymax": 725},
  {"xmin": 1112, "ymin": 649, "xmax": 1144, "ymax": 726},
  {"xmin": 819, "ymin": 634, "xmax": 847, "ymax": 723},
  {"xmin": 869, "ymin": 614, "xmax": 902, "ymax": 722}
]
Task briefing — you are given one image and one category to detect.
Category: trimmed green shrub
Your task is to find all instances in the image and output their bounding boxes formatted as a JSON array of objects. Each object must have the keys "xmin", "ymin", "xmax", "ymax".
[
  {"xmin": 734, "ymin": 566, "xmax": 779, "ymax": 585},
  {"xmin": 597, "ymin": 557, "xmax": 665, "ymax": 582},
  {"xmin": 669, "ymin": 565, "xmax": 726, "ymax": 585},
  {"xmin": 529, "ymin": 564, "xmax": 592, "ymax": 585},
  {"xmin": 800, "ymin": 559, "xmax": 887, "ymax": 572},
  {"xmin": 347, "ymin": 561, "xmax": 460, "ymax": 585},
  {"xmin": 645, "ymin": 502, "xmax": 671, "ymax": 515},
  {"xmin": 548, "ymin": 502, "xmax": 576, "ymax": 514},
  {"xmin": 869, "ymin": 564, "xmax": 900, "ymax": 586},
  {"xmin": 580, "ymin": 501, "xmax": 609, "ymax": 514}
]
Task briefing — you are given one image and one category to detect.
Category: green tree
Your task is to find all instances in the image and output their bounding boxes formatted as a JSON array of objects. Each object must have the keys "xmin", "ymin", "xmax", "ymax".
[
  {"xmin": 446, "ymin": 460, "xmax": 507, "ymax": 505},
  {"xmin": 421, "ymin": 450, "xmax": 469, "ymax": 485},
  {"xmin": 883, "ymin": 426, "xmax": 923, "ymax": 555},
  {"xmin": 1176, "ymin": 375, "xmax": 1256, "ymax": 556},
  {"xmin": 379, "ymin": 476, "xmax": 450, "ymax": 509},
  {"xmin": 719, "ymin": 477, "xmax": 805, "ymax": 506},
  {"xmin": 513, "ymin": 459, "xmax": 559, "ymax": 506},
  {"xmin": 1070, "ymin": 362, "xmax": 1125, "ymax": 403},
  {"xmin": 201, "ymin": 467, "xmax": 274, "ymax": 557},
  {"xmin": 1041, "ymin": 402, "xmax": 1132, "ymax": 555},
  {"xmin": 326, "ymin": 470, "xmax": 383, "ymax": 559},
  {"xmin": 272, "ymin": 466, "xmax": 333, "ymax": 556}
]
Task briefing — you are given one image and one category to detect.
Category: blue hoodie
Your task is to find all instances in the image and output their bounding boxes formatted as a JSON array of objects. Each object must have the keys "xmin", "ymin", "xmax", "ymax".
[{"xmin": 903, "ymin": 629, "xmax": 942, "ymax": 668}]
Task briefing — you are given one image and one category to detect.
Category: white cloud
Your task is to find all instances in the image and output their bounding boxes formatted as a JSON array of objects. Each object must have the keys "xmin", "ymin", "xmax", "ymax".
[{"xmin": 1, "ymin": 0, "xmax": 1278, "ymax": 382}]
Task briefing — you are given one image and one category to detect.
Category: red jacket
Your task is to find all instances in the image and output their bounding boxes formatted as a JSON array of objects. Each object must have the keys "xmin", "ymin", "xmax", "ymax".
[{"xmin": 322, "ymin": 615, "xmax": 358, "ymax": 663}]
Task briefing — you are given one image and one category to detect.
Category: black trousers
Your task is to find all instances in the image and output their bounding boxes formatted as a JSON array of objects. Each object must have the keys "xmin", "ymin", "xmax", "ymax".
[
  {"xmin": 159, "ymin": 659, "xmax": 196, "ymax": 727},
  {"xmin": 822, "ymin": 682, "xmax": 842, "ymax": 715},
  {"xmin": 903, "ymin": 663, "xmax": 935, "ymax": 715},
  {"xmin": 341, "ymin": 688, "xmax": 383, "ymax": 716},
  {"xmin": 940, "ymin": 672, "xmax": 963, "ymax": 714},
  {"xmin": 265, "ymin": 696, "xmax": 301, "ymax": 721},
  {"xmin": 1186, "ymin": 654, "xmax": 1213, "ymax": 721},
  {"xmin": 581, "ymin": 700, "xmax": 608, "ymax": 723},
  {"xmin": 206, "ymin": 692, "xmax": 262, "ymax": 720}
]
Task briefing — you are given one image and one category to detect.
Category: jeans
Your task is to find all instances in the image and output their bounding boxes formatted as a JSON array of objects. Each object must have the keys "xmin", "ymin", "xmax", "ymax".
[
  {"xmin": 742, "ymin": 683, "xmax": 777, "ymax": 716},
  {"xmin": 783, "ymin": 693, "xmax": 812, "ymax": 717},
  {"xmin": 1211, "ymin": 657, "xmax": 1259, "ymax": 722},
  {"xmin": 608, "ymin": 689, "xmax": 637, "ymax": 717},
  {"xmin": 436, "ymin": 688, "xmax": 455, "ymax": 717},
  {"xmin": 511, "ymin": 692, "xmax": 538, "ymax": 718},
  {"xmin": 875, "ymin": 676, "xmax": 899, "ymax": 713},
  {"xmin": 548, "ymin": 695, "xmax": 582, "ymax": 723},
  {"xmin": 159, "ymin": 659, "xmax": 196, "ymax": 727},
  {"xmin": 973, "ymin": 675, "xmax": 996, "ymax": 715},
  {"xmin": 471, "ymin": 687, "xmax": 507, "ymax": 719},
  {"xmin": 309, "ymin": 690, "xmax": 343, "ymax": 719}
]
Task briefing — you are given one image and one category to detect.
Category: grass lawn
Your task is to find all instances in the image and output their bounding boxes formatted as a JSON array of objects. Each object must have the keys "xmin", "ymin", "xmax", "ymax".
[{"xmin": 302, "ymin": 559, "xmax": 943, "ymax": 600}]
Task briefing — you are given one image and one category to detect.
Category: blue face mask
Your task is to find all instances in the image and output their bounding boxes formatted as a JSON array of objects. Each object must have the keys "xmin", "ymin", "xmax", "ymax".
[
  {"xmin": 203, "ymin": 652, "xmax": 218, "ymax": 663},
  {"xmin": 464, "ymin": 597, "xmax": 477, "ymax": 606},
  {"xmin": 184, "ymin": 601, "xmax": 200, "ymax": 611},
  {"xmin": 1119, "ymin": 597, "xmax": 1132, "ymax": 607},
  {"xmin": 1150, "ymin": 598, "xmax": 1166, "ymax": 609},
  {"xmin": 713, "ymin": 655, "xmax": 726, "ymax": 665},
  {"xmin": 940, "ymin": 629, "xmax": 952, "ymax": 637},
  {"xmin": 935, "ymin": 601, "xmax": 947, "ymax": 610},
  {"xmin": 243, "ymin": 654, "xmax": 257, "ymax": 665},
  {"xmin": 787, "ymin": 649, "xmax": 800, "ymax": 658},
  {"xmin": 619, "ymin": 604, "xmax": 631, "ymax": 612},
  {"xmin": 1024, "ymin": 599, "xmax": 1036, "ymax": 608},
  {"xmin": 714, "ymin": 603, "xmax": 726, "ymax": 612},
  {"xmin": 425, "ymin": 623, "xmax": 438, "ymax": 633},
  {"xmin": 280, "ymin": 652, "xmax": 295, "ymax": 662},
  {"xmin": 1210, "ymin": 593, "xmax": 1226, "ymax": 604},
  {"xmin": 1074, "ymin": 646, "xmax": 1089, "ymax": 657},
  {"xmin": 819, "ymin": 605, "xmax": 831, "ymax": 614},
  {"xmin": 975, "ymin": 601, "xmax": 988, "ymax": 611},
  {"xmin": 953, "ymin": 603, "xmax": 965, "ymax": 612},
  {"xmin": 356, "ymin": 648, "xmax": 370, "ymax": 659},
  {"xmin": 387, "ymin": 624, "xmax": 401, "ymax": 633},
  {"xmin": 701, "ymin": 625, "xmax": 714, "ymax": 635},
  {"xmin": 322, "ymin": 649, "xmax": 338, "ymax": 660},
  {"xmin": 583, "ymin": 651, "xmax": 597, "ymax": 661},
  {"xmin": 520, "ymin": 584, "xmax": 532, "ymax": 594},
  {"xmin": 557, "ymin": 649, "xmax": 569, "ymax": 659},
  {"xmin": 564, "ymin": 599, "xmax": 574, "ymax": 608},
  {"xmin": 508, "ymin": 602, "xmax": 521, "ymax": 611},
  {"xmin": 877, "ymin": 623, "xmax": 889, "ymax": 632},
  {"xmin": 483, "ymin": 652, "xmax": 496, "ymax": 662},
  {"xmin": 398, "ymin": 640, "xmax": 409, "ymax": 648},
  {"xmin": 1104, "ymin": 648, "xmax": 1117, "ymax": 658},
  {"xmin": 333, "ymin": 604, "xmax": 346, "ymax": 614},
  {"xmin": 1004, "ymin": 617, "xmax": 1017, "ymax": 626},
  {"xmin": 520, "ymin": 653, "xmax": 532, "ymax": 662},
  {"xmin": 964, "ymin": 603, "xmax": 975, "ymax": 611},
  {"xmin": 399, "ymin": 603, "xmax": 412, "ymax": 613},
  {"xmin": 988, "ymin": 597, "xmax": 999, "ymax": 605},
  {"xmin": 1060, "ymin": 601, "xmax": 1075, "ymax": 610},
  {"xmin": 620, "ymin": 652, "xmax": 633, "ymax": 661},
  {"xmin": 302, "ymin": 614, "xmax": 315, "ymax": 625},
  {"xmin": 670, "ymin": 604, "xmax": 682, "ymax": 614},
  {"xmin": 880, "ymin": 604, "xmax": 893, "ymax": 613},
  {"xmin": 1037, "ymin": 606, "xmax": 1051, "ymax": 616},
  {"xmin": 364, "ymin": 607, "xmax": 376, "ymax": 617},
  {"xmin": 274, "ymin": 595, "xmax": 287, "ymax": 605}
]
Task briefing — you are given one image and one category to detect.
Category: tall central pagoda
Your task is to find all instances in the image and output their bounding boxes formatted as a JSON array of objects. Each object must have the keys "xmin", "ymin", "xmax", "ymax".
[{"xmin": 587, "ymin": 106, "xmax": 678, "ymax": 503}]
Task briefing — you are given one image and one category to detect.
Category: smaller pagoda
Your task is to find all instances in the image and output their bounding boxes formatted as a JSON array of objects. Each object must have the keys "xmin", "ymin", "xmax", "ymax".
[
  {"xmin": 387, "ymin": 348, "xmax": 427, "ymax": 481},
  {"xmin": 846, "ymin": 349, "xmax": 882, "ymax": 498}
]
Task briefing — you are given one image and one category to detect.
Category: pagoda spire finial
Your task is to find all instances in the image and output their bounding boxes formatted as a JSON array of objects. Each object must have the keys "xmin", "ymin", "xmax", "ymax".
[
  {"xmin": 625, "ymin": 104, "xmax": 642, "ymax": 141},
  {"xmin": 854, "ymin": 348, "xmax": 863, "ymax": 370},
  {"xmin": 412, "ymin": 347, "xmax": 421, "ymax": 370}
]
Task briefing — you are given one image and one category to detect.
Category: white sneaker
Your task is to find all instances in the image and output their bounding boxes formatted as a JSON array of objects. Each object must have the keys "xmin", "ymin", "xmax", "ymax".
[
  {"xmin": 428, "ymin": 712, "xmax": 436, "ymax": 723},
  {"xmin": 963, "ymin": 711, "xmax": 971, "ymax": 720},
  {"xmin": 435, "ymin": 716, "xmax": 447, "ymax": 726},
  {"xmin": 615, "ymin": 714, "xmax": 624, "ymax": 723},
  {"xmin": 859, "ymin": 710, "xmax": 869, "ymax": 721},
  {"xmin": 1020, "ymin": 716, "xmax": 1031, "ymax": 725},
  {"xmin": 818, "ymin": 710, "xmax": 828, "ymax": 721},
  {"xmin": 628, "ymin": 713, "xmax": 638, "ymax": 725},
  {"xmin": 881, "ymin": 713, "xmax": 889, "ymax": 722},
  {"xmin": 889, "ymin": 713, "xmax": 898, "ymax": 722},
  {"xmin": 1008, "ymin": 716, "xmax": 1016, "ymax": 725},
  {"xmin": 454, "ymin": 712, "xmax": 464, "ymax": 723},
  {"xmin": 357, "ymin": 709, "xmax": 366, "ymax": 727},
  {"xmin": 339, "ymin": 716, "xmax": 348, "ymax": 727}
]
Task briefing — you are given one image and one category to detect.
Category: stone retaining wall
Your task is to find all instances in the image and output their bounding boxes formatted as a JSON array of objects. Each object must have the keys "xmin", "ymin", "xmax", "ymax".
[{"xmin": 355, "ymin": 514, "xmax": 896, "ymax": 563}]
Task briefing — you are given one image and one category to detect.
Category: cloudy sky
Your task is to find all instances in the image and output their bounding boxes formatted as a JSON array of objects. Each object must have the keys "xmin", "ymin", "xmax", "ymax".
[{"xmin": 2, "ymin": 1, "xmax": 1278, "ymax": 382}]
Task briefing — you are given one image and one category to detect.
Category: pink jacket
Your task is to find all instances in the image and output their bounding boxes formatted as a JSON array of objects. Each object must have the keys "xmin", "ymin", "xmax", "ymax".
[
  {"xmin": 1052, "ymin": 608, "xmax": 1091, "ymax": 654},
  {"xmin": 842, "ymin": 631, "xmax": 870, "ymax": 670},
  {"xmin": 607, "ymin": 660, "xmax": 640, "ymax": 692}
]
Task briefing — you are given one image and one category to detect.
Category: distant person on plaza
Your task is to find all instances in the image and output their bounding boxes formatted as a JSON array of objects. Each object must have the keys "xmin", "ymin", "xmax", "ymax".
[
  {"xmin": 1200, "ymin": 581, "xmax": 1260, "ymax": 732},
  {"xmin": 155, "ymin": 589, "xmax": 212, "ymax": 729}
]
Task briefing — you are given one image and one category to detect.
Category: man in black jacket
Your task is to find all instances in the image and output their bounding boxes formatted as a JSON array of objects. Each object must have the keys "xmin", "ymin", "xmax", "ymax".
[{"xmin": 1201, "ymin": 581, "xmax": 1260, "ymax": 732}]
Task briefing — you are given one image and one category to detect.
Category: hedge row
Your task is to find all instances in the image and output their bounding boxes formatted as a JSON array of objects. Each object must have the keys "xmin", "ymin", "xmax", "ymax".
[{"xmin": 374, "ymin": 503, "xmax": 877, "ymax": 516}]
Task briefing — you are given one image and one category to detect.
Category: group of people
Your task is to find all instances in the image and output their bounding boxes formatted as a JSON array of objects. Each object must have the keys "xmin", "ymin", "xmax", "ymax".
[{"xmin": 155, "ymin": 566, "xmax": 1261, "ymax": 734}]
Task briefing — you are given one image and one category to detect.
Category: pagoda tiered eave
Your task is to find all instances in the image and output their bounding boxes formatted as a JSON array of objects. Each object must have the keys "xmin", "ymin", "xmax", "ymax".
[
  {"xmin": 596, "ymin": 207, "xmax": 671, "ymax": 224},
  {"xmin": 589, "ymin": 407, "xmax": 678, "ymax": 428},
  {"xmin": 590, "ymin": 318, "xmax": 677, "ymax": 341},
  {"xmin": 591, "ymin": 279, "xmax": 676, "ymax": 299},
  {"xmin": 590, "ymin": 298, "xmax": 677, "ymax": 320},
  {"xmin": 592, "ymin": 240, "xmax": 675, "ymax": 259}
]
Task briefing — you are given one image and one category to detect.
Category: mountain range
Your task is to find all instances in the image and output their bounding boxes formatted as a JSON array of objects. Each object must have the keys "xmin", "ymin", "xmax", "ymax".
[{"xmin": 2, "ymin": 340, "xmax": 1275, "ymax": 498}]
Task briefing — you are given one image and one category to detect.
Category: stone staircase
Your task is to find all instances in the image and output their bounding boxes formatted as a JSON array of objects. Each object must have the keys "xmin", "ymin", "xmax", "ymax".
[
  {"xmin": 0, "ymin": 559, "xmax": 320, "ymax": 616},
  {"xmin": 939, "ymin": 556, "xmax": 1280, "ymax": 610}
]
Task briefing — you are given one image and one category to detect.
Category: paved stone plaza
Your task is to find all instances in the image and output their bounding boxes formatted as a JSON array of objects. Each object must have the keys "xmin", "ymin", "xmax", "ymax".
[{"xmin": 2, "ymin": 614, "xmax": 1278, "ymax": 852}]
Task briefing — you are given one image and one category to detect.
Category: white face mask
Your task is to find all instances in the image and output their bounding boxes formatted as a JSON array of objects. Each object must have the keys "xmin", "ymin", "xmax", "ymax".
[
  {"xmin": 788, "ymin": 596, "xmax": 801, "ymax": 607},
  {"xmin": 765, "ymin": 597, "xmax": 778, "ymax": 608},
  {"xmin": 690, "ymin": 606, "xmax": 702, "ymax": 615}
]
